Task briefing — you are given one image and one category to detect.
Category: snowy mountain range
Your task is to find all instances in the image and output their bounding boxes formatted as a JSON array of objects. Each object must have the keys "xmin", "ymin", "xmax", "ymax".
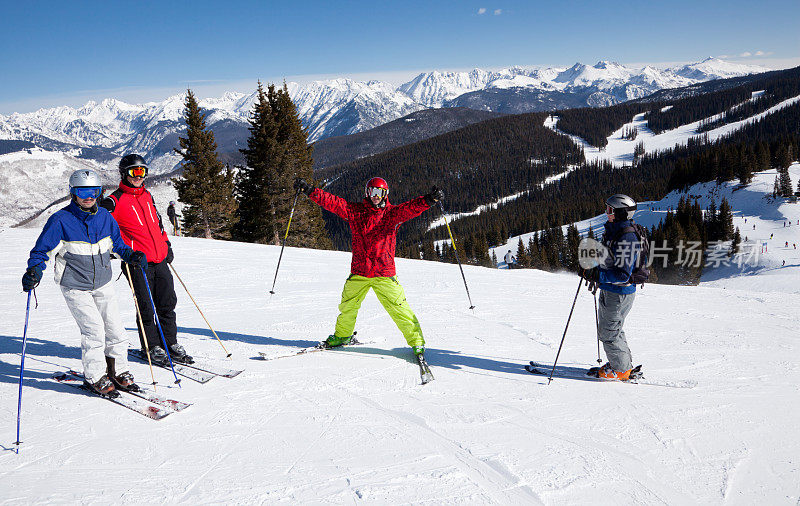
[
  {"xmin": 0, "ymin": 57, "xmax": 765, "ymax": 149},
  {"xmin": 0, "ymin": 57, "xmax": 769, "ymax": 227}
]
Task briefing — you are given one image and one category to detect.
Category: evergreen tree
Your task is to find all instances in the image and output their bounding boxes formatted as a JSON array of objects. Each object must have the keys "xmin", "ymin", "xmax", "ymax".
[
  {"xmin": 718, "ymin": 198, "xmax": 734, "ymax": 240},
  {"xmin": 516, "ymin": 237, "xmax": 528, "ymax": 267},
  {"xmin": 173, "ymin": 89, "xmax": 237, "ymax": 239},
  {"xmin": 778, "ymin": 167, "xmax": 794, "ymax": 197},
  {"xmin": 730, "ymin": 227, "xmax": 741, "ymax": 257},
  {"xmin": 233, "ymin": 82, "xmax": 281, "ymax": 243},
  {"xmin": 234, "ymin": 82, "xmax": 330, "ymax": 247},
  {"xmin": 274, "ymin": 82, "xmax": 331, "ymax": 248}
]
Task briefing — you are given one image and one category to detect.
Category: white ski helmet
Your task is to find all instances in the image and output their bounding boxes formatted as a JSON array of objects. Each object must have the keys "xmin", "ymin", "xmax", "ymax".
[
  {"xmin": 69, "ymin": 169, "xmax": 102, "ymax": 190},
  {"xmin": 606, "ymin": 193, "xmax": 637, "ymax": 220}
]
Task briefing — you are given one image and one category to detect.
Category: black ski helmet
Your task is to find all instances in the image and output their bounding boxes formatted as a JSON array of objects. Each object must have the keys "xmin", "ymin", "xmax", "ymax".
[
  {"xmin": 606, "ymin": 194, "xmax": 637, "ymax": 220},
  {"xmin": 118, "ymin": 154, "xmax": 149, "ymax": 179}
]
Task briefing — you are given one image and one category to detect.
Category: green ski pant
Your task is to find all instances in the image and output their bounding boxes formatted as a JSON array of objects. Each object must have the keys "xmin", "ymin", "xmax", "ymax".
[{"xmin": 334, "ymin": 275, "xmax": 425, "ymax": 347}]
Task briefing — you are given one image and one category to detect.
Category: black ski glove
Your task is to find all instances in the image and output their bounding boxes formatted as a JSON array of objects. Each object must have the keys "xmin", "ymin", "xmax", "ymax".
[
  {"xmin": 165, "ymin": 242, "xmax": 174, "ymax": 264},
  {"xmin": 22, "ymin": 264, "xmax": 43, "ymax": 292},
  {"xmin": 293, "ymin": 178, "xmax": 314, "ymax": 195},
  {"xmin": 581, "ymin": 268, "xmax": 600, "ymax": 293},
  {"xmin": 424, "ymin": 186, "xmax": 444, "ymax": 206},
  {"xmin": 127, "ymin": 250, "xmax": 148, "ymax": 271}
]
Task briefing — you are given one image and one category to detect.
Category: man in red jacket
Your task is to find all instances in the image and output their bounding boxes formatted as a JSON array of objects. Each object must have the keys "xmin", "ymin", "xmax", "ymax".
[
  {"xmin": 294, "ymin": 176, "xmax": 443, "ymax": 357},
  {"xmin": 101, "ymin": 154, "xmax": 193, "ymax": 365}
]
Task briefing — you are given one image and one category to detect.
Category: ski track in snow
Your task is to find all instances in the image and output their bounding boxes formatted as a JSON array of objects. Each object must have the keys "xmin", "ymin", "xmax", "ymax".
[{"xmin": 2, "ymin": 190, "xmax": 800, "ymax": 502}]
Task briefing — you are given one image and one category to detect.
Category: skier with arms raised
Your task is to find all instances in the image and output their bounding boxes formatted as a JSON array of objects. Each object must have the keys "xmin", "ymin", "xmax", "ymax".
[{"xmin": 293, "ymin": 176, "xmax": 442, "ymax": 364}]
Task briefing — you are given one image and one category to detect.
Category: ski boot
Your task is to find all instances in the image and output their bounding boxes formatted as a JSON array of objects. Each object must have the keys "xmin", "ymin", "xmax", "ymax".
[
  {"xmin": 111, "ymin": 371, "xmax": 141, "ymax": 392},
  {"xmin": 588, "ymin": 362, "xmax": 632, "ymax": 381},
  {"xmin": 84, "ymin": 375, "xmax": 119, "ymax": 398},
  {"xmin": 148, "ymin": 346, "xmax": 169, "ymax": 366},
  {"xmin": 169, "ymin": 343, "xmax": 194, "ymax": 364},
  {"xmin": 320, "ymin": 333, "xmax": 355, "ymax": 349}
]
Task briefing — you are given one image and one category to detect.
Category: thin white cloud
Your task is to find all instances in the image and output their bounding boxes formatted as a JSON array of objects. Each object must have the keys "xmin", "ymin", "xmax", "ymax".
[
  {"xmin": 477, "ymin": 7, "xmax": 486, "ymax": 14},
  {"xmin": 494, "ymin": 9, "xmax": 502, "ymax": 15},
  {"xmin": 740, "ymin": 51, "xmax": 752, "ymax": 57}
]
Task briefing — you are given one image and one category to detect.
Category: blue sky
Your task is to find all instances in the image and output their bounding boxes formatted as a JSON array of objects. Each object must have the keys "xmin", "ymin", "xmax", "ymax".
[{"xmin": 1, "ymin": 0, "xmax": 798, "ymax": 114}]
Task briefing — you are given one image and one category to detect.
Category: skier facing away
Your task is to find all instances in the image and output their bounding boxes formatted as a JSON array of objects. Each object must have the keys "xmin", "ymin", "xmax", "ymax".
[
  {"xmin": 22, "ymin": 169, "xmax": 148, "ymax": 395},
  {"xmin": 293, "ymin": 176, "xmax": 443, "ymax": 358},
  {"xmin": 167, "ymin": 201, "xmax": 181, "ymax": 236},
  {"xmin": 504, "ymin": 250, "xmax": 516, "ymax": 269},
  {"xmin": 581, "ymin": 194, "xmax": 642, "ymax": 380},
  {"xmin": 100, "ymin": 154, "xmax": 193, "ymax": 365}
]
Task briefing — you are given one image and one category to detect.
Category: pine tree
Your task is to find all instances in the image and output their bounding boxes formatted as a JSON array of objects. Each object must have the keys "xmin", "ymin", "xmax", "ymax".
[
  {"xmin": 273, "ymin": 82, "xmax": 331, "ymax": 248},
  {"xmin": 233, "ymin": 82, "xmax": 330, "ymax": 247},
  {"xmin": 516, "ymin": 237, "xmax": 528, "ymax": 267},
  {"xmin": 173, "ymin": 89, "xmax": 237, "ymax": 239},
  {"xmin": 718, "ymin": 198, "xmax": 734, "ymax": 241},
  {"xmin": 233, "ymin": 82, "xmax": 281, "ymax": 243},
  {"xmin": 730, "ymin": 227, "xmax": 741, "ymax": 257},
  {"xmin": 778, "ymin": 167, "xmax": 794, "ymax": 197}
]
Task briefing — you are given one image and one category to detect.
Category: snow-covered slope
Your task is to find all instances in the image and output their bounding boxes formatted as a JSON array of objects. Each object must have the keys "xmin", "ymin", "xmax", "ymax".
[
  {"xmin": 491, "ymin": 164, "xmax": 800, "ymax": 295},
  {"xmin": 546, "ymin": 91, "xmax": 800, "ymax": 167},
  {"xmin": 1, "ymin": 216, "xmax": 798, "ymax": 502}
]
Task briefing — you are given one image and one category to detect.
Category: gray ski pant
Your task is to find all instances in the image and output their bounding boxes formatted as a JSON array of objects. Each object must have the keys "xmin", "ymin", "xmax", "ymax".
[{"xmin": 597, "ymin": 289, "xmax": 636, "ymax": 372}]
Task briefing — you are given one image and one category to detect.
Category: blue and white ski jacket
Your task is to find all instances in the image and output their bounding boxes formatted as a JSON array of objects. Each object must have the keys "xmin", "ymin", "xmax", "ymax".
[
  {"xmin": 27, "ymin": 201, "xmax": 135, "ymax": 291},
  {"xmin": 599, "ymin": 219, "xmax": 640, "ymax": 295}
]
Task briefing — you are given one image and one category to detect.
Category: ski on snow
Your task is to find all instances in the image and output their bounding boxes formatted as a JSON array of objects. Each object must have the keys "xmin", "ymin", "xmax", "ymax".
[
  {"xmin": 53, "ymin": 372, "xmax": 172, "ymax": 420},
  {"xmin": 128, "ymin": 349, "xmax": 242, "ymax": 383},
  {"xmin": 524, "ymin": 361, "xmax": 697, "ymax": 389},
  {"xmin": 257, "ymin": 336, "xmax": 370, "ymax": 361},
  {"xmin": 61, "ymin": 370, "xmax": 191, "ymax": 411}
]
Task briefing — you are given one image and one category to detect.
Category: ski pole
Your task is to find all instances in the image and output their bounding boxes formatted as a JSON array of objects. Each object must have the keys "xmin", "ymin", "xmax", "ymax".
[
  {"xmin": 548, "ymin": 274, "xmax": 584, "ymax": 384},
  {"xmin": 139, "ymin": 265, "xmax": 181, "ymax": 386},
  {"xmin": 169, "ymin": 263, "xmax": 231, "ymax": 358},
  {"xmin": 438, "ymin": 201, "xmax": 475, "ymax": 310},
  {"xmin": 269, "ymin": 189, "xmax": 301, "ymax": 295},
  {"xmin": 15, "ymin": 291, "xmax": 32, "ymax": 454},
  {"xmin": 123, "ymin": 263, "xmax": 158, "ymax": 390},
  {"xmin": 593, "ymin": 290, "xmax": 602, "ymax": 365}
]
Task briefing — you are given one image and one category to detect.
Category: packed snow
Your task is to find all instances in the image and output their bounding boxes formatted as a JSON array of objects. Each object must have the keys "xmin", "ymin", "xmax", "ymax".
[{"xmin": 1, "ymin": 203, "xmax": 799, "ymax": 502}]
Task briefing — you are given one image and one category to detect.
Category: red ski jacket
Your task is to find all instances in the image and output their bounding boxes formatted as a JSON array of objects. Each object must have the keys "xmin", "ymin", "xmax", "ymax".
[
  {"xmin": 100, "ymin": 183, "xmax": 169, "ymax": 264},
  {"xmin": 310, "ymin": 188, "xmax": 430, "ymax": 277}
]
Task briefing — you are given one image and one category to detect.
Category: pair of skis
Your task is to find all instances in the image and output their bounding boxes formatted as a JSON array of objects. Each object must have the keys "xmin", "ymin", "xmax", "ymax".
[
  {"xmin": 128, "ymin": 349, "xmax": 243, "ymax": 383},
  {"xmin": 258, "ymin": 337, "xmax": 435, "ymax": 385},
  {"xmin": 53, "ymin": 371, "xmax": 191, "ymax": 420},
  {"xmin": 524, "ymin": 361, "xmax": 696, "ymax": 389}
]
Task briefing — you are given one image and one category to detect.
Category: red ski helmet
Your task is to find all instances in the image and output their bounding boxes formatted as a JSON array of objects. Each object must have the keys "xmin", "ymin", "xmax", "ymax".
[{"xmin": 365, "ymin": 177, "xmax": 389, "ymax": 200}]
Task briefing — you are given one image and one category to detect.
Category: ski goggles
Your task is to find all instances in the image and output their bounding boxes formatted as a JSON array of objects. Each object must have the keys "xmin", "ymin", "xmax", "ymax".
[
  {"xmin": 72, "ymin": 187, "xmax": 102, "ymax": 200},
  {"xmin": 366, "ymin": 186, "xmax": 388, "ymax": 199},
  {"xmin": 126, "ymin": 166, "xmax": 147, "ymax": 178}
]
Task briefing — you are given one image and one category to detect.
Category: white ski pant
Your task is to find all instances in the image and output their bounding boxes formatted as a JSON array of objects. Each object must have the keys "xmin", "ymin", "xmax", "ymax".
[{"xmin": 61, "ymin": 281, "xmax": 130, "ymax": 384}]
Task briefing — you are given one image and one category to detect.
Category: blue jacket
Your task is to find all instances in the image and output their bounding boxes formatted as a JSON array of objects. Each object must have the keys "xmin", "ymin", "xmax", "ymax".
[
  {"xmin": 599, "ymin": 219, "xmax": 640, "ymax": 295},
  {"xmin": 28, "ymin": 201, "xmax": 134, "ymax": 291}
]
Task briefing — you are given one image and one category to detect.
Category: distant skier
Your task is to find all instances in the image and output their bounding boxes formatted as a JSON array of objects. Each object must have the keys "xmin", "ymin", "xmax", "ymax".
[
  {"xmin": 504, "ymin": 250, "xmax": 517, "ymax": 269},
  {"xmin": 101, "ymin": 154, "xmax": 193, "ymax": 365},
  {"xmin": 22, "ymin": 169, "xmax": 147, "ymax": 395},
  {"xmin": 293, "ymin": 176, "xmax": 442, "ymax": 358},
  {"xmin": 581, "ymin": 194, "xmax": 644, "ymax": 380},
  {"xmin": 167, "ymin": 201, "xmax": 181, "ymax": 236}
]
